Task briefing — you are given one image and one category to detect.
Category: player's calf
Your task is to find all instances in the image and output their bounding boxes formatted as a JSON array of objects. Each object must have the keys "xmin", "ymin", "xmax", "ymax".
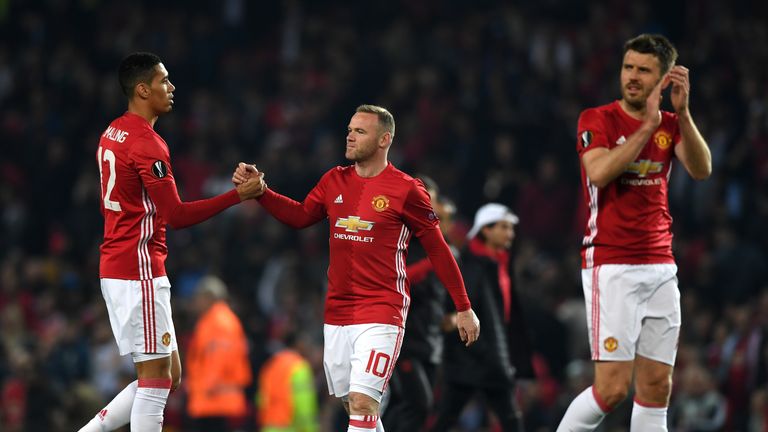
[{"xmin": 348, "ymin": 391, "xmax": 379, "ymax": 415}]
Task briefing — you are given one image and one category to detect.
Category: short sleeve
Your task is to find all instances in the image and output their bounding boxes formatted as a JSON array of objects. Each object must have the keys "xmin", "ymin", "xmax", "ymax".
[
  {"xmin": 131, "ymin": 134, "xmax": 175, "ymax": 188},
  {"xmin": 577, "ymin": 108, "xmax": 610, "ymax": 156},
  {"xmin": 402, "ymin": 179, "xmax": 439, "ymax": 237}
]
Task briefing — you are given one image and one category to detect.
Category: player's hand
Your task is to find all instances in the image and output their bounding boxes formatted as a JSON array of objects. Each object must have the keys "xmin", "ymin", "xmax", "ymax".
[
  {"xmin": 456, "ymin": 308, "xmax": 480, "ymax": 347},
  {"xmin": 232, "ymin": 162, "xmax": 260, "ymax": 185},
  {"xmin": 236, "ymin": 172, "xmax": 266, "ymax": 200},
  {"xmin": 644, "ymin": 72, "xmax": 669, "ymax": 129},
  {"xmin": 668, "ymin": 65, "xmax": 690, "ymax": 116}
]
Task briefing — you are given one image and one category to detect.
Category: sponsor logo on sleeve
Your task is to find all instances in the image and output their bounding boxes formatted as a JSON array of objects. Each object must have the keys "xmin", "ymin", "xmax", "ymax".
[
  {"xmin": 580, "ymin": 130, "xmax": 593, "ymax": 148},
  {"xmin": 151, "ymin": 160, "xmax": 168, "ymax": 178}
]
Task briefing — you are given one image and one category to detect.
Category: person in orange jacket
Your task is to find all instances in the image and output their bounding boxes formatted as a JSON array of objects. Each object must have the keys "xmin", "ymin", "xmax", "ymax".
[
  {"xmin": 257, "ymin": 332, "xmax": 319, "ymax": 432},
  {"xmin": 186, "ymin": 275, "xmax": 252, "ymax": 431}
]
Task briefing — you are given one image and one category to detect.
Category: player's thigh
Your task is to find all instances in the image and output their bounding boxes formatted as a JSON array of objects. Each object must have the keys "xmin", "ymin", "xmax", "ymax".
[
  {"xmin": 100, "ymin": 276, "xmax": 177, "ymax": 357},
  {"xmin": 582, "ymin": 265, "xmax": 644, "ymax": 361},
  {"xmin": 323, "ymin": 324, "xmax": 353, "ymax": 397},
  {"xmin": 637, "ymin": 264, "xmax": 680, "ymax": 366},
  {"xmin": 349, "ymin": 324, "xmax": 404, "ymax": 403}
]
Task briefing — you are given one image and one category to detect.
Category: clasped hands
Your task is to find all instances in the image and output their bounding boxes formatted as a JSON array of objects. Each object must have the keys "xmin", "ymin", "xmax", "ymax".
[{"xmin": 232, "ymin": 162, "xmax": 266, "ymax": 200}]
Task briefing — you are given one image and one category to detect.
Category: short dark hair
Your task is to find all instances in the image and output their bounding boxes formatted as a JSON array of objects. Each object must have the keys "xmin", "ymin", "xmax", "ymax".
[
  {"xmin": 623, "ymin": 34, "xmax": 678, "ymax": 75},
  {"xmin": 118, "ymin": 52, "xmax": 162, "ymax": 97},
  {"xmin": 356, "ymin": 104, "xmax": 395, "ymax": 138}
]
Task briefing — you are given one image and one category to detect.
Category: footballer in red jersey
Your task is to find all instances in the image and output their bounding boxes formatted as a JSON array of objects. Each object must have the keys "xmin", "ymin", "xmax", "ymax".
[
  {"xmin": 558, "ymin": 35, "xmax": 712, "ymax": 432},
  {"xmin": 79, "ymin": 53, "xmax": 264, "ymax": 432},
  {"xmin": 234, "ymin": 105, "xmax": 480, "ymax": 432}
]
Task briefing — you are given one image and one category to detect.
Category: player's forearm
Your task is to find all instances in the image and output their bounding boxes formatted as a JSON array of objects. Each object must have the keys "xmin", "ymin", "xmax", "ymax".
[
  {"xmin": 257, "ymin": 188, "xmax": 322, "ymax": 229},
  {"xmin": 677, "ymin": 112, "xmax": 712, "ymax": 180},
  {"xmin": 149, "ymin": 183, "xmax": 241, "ymax": 229},
  {"xmin": 583, "ymin": 123, "xmax": 656, "ymax": 188},
  {"xmin": 419, "ymin": 229, "xmax": 470, "ymax": 311}
]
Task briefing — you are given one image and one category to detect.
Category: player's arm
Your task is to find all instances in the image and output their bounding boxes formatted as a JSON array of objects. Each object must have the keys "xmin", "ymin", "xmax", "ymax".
[
  {"xmin": 138, "ymin": 143, "xmax": 263, "ymax": 229},
  {"xmin": 581, "ymin": 77, "xmax": 666, "ymax": 188},
  {"xmin": 404, "ymin": 180, "xmax": 479, "ymax": 345},
  {"xmin": 233, "ymin": 163, "xmax": 326, "ymax": 229},
  {"xmin": 418, "ymin": 228, "xmax": 479, "ymax": 346},
  {"xmin": 146, "ymin": 180, "xmax": 260, "ymax": 229},
  {"xmin": 669, "ymin": 65, "xmax": 712, "ymax": 180},
  {"xmin": 257, "ymin": 188, "xmax": 326, "ymax": 229}
]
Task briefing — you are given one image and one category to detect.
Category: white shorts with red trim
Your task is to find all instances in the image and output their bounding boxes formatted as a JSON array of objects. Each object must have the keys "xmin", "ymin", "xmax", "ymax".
[
  {"xmin": 100, "ymin": 277, "xmax": 178, "ymax": 357},
  {"xmin": 582, "ymin": 264, "xmax": 680, "ymax": 365},
  {"xmin": 323, "ymin": 323, "xmax": 404, "ymax": 402}
]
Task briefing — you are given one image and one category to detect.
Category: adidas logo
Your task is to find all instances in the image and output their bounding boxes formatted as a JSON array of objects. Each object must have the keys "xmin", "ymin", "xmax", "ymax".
[
  {"xmin": 98, "ymin": 409, "xmax": 108, "ymax": 421},
  {"xmin": 334, "ymin": 194, "xmax": 343, "ymax": 204}
]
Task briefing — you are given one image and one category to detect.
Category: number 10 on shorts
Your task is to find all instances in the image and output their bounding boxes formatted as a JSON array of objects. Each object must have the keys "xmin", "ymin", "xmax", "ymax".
[{"xmin": 365, "ymin": 350, "xmax": 391, "ymax": 377}]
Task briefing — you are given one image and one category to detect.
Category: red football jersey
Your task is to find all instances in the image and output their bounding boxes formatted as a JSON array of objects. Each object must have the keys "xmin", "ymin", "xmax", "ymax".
[
  {"xmin": 97, "ymin": 112, "xmax": 174, "ymax": 279},
  {"xmin": 259, "ymin": 163, "xmax": 469, "ymax": 327},
  {"xmin": 577, "ymin": 101, "xmax": 681, "ymax": 268}
]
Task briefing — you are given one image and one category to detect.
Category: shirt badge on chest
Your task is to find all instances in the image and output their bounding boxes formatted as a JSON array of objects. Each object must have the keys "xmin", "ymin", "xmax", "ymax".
[{"xmin": 372, "ymin": 195, "xmax": 390, "ymax": 212}]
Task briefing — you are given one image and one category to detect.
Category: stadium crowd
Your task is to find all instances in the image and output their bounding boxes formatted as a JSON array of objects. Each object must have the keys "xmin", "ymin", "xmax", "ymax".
[{"xmin": 1, "ymin": 0, "xmax": 767, "ymax": 430}]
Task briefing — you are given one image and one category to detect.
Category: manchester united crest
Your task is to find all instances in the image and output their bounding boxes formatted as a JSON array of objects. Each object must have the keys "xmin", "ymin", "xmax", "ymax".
[
  {"xmin": 654, "ymin": 130, "xmax": 672, "ymax": 150},
  {"xmin": 372, "ymin": 195, "xmax": 390, "ymax": 212},
  {"xmin": 604, "ymin": 337, "xmax": 618, "ymax": 352},
  {"xmin": 162, "ymin": 332, "xmax": 172, "ymax": 347}
]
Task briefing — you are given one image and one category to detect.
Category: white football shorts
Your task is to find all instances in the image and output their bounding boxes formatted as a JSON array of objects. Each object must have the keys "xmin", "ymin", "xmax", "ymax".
[
  {"xmin": 323, "ymin": 323, "xmax": 404, "ymax": 402},
  {"xmin": 100, "ymin": 277, "xmax": 178, "ymax": 361},
  {"xmin": 582, "ymin": 264, "xmax": 680, "ymax": 365}
]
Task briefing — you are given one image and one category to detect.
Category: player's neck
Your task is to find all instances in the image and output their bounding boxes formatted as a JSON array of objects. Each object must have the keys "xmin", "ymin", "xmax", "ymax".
[
  {"xmin": 618, "ymin": 98, "xmax": 646, "ymax": 120},
  {"xmin": 127, "ymin": 103, "xmax": 159, "ymax": 128},
  {"xmin": 354, "ymin": 157, "xmax": 388, "ymax": 178}
]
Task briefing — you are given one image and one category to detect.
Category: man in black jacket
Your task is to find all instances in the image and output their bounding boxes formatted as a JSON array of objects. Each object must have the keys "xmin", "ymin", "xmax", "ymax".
[{"xmin": 431, "ymin": 203, "xmax": 535, "ymax": 432}]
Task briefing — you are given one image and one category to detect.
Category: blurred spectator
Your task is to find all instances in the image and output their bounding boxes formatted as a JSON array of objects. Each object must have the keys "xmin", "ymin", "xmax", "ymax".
[
  {"xmin": 186, "ymin": 275, "xmax": 252, "ymax": 431},
  {"xmin": 668, "ymin": 363, "xmax": 726, "ymax": 431},
  {"xmin": 432, "ymin": 203, "xmax": 534, "ymax": 431},
  {"xmin": 257, "ymin": 331, "xmax": 319, "ymax": 432}
]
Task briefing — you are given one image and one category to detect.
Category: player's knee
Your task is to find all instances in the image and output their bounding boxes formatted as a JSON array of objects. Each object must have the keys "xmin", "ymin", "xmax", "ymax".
[
  {"xmin": 636, "ymin": 373, "xmax": 672, "ymax": 404},
  {"xmin": 347, "ymin": 392, "xmax": 379, "ymax": 415},
  {"xmin": 596, "ymin": 381, "xmax": 630, "ymax": 409}
]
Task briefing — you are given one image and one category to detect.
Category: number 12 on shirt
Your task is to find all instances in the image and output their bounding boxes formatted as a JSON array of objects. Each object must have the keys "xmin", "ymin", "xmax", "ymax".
[{"xmin": 98, "ymin": 146, "xmax": 122, "ymax": 212}]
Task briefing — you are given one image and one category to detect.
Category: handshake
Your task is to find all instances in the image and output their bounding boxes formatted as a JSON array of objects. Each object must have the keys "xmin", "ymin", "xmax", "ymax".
[{"xmin": 232, "ymin": 162, "xmax": 267, "ymax": 201}]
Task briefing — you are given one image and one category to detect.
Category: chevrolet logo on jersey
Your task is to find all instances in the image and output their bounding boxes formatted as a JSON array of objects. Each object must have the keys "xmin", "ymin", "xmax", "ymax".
[
  {"xmin": 335, "ymin": 216, "xmax": 374, "ymax": 233},
  {"xmin": 625, "ymin": 160, "xmax": 663, "ymax": 178}
]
